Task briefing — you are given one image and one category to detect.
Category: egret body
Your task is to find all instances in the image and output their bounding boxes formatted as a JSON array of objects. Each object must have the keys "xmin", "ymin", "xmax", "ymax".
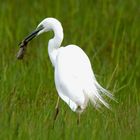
[{"xmin": 18, "ymin": 18, "xmax": 114, "ymax": 113}]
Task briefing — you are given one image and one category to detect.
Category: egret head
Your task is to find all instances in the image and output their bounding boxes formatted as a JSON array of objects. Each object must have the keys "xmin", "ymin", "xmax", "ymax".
[
  {"xmin": 17, "ymin": 18, "xmax": 63, "ymax": 59},
  {"xmin": 36, "ymin": 18, "xmax": 63, "ymax": 36}
]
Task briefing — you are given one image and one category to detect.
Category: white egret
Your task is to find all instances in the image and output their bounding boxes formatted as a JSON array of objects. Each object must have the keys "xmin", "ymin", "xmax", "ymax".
[{"xmin": 17, "ymin": 17, "xmax": 114, "ymax": 114}]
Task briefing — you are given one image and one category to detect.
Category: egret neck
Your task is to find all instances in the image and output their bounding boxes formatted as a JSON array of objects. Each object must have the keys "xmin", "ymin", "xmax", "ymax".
[{"xmin": 48, "ymin": 24, "xmax": 63, "ymax": 66}]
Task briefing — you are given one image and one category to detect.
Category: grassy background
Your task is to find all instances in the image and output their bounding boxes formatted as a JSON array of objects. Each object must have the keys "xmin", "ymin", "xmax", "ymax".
[{"xmin": 0, "ymin": 0, "xmax": 140, "ymax": 139}]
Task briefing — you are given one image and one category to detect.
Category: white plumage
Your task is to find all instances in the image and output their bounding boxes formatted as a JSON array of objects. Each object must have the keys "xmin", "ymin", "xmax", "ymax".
[
  {"xmin": 19, "ymin": 18, "xmax": 114, "ymax": 113},
  {"xmin": 54, "ymin": 45, "xmax": 113, "ymax": 112}
]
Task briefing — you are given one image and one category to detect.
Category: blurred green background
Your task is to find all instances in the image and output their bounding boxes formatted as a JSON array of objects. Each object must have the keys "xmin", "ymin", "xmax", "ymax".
[{"xmin": 0, "ymin": 0, "xmax": 140, "ymax": 139}]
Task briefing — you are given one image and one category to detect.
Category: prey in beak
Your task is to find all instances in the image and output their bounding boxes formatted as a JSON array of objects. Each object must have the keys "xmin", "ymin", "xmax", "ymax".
[{"xmin": 17, "ymin": 25, "xmax": 44, "ymax": 59}]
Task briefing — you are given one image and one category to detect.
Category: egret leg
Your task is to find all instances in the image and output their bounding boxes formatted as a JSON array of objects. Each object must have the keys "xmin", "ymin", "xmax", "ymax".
[
  {"xmin": 77, "ymin": 113, "xmax": 81, "ymax": 125},
  {"xmin": 54, "ymin": 96, "xmax": 60, "ymax": 120}
]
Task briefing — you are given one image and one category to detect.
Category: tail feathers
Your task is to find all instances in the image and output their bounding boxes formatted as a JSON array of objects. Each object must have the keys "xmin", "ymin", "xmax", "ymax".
[
  {"xmin": 84, "ymin": 81, "xmax": 115, "ymax": 110},
  {"xmin": 93, "ymin": 90, "xmax": 110, "ymax": 109},
  {"xmin": 95, "ymin": 81, "xmax": 116, "ymax": 101}
]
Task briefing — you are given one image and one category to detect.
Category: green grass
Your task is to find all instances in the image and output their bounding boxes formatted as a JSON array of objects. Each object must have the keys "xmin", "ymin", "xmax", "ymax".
[{"xmin": 0, "ymin": 0, "xmax": 140, "ymax": 139}]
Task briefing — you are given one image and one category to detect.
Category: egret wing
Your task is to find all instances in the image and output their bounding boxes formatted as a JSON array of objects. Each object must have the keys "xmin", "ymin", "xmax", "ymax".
[{"xmin": 55, "ymin": 45, "xmax": 92, "ymax": 107}]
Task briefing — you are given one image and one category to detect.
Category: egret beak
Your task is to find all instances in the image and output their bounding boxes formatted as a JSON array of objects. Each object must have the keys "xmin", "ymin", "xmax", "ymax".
[{"xmin": 17, "ymin": 26, "xmax": 44, "ymax": 59}]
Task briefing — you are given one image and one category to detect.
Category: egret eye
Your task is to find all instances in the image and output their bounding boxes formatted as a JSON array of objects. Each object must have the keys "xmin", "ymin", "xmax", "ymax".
[{"xmin": 37, "ymin": 24, "xmax": 44, "ymax": 30}]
